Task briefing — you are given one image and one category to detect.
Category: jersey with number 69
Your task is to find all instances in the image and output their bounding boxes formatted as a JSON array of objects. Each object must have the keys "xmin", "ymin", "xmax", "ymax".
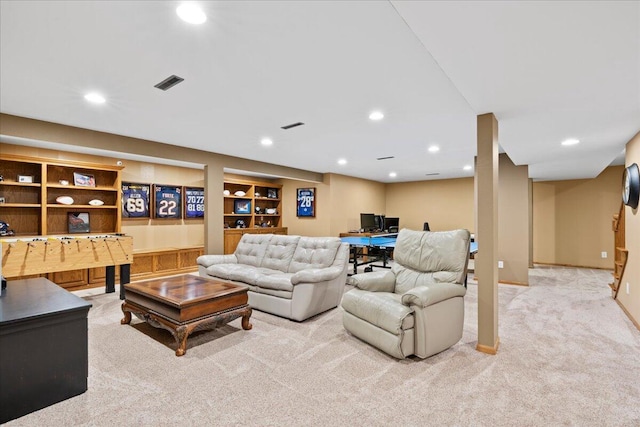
[{"xmin": 122, "ymin": 183, "xmax": 150, "ymax": 218}]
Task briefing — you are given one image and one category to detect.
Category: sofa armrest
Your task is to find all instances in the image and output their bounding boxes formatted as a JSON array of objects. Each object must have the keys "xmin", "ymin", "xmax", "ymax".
[
  {"xmin": 291, "ymin": 266, "xmax": 343, "ymax": 285},
  {"xmin": 349, "ymin": 270, "xmax": 396, "ymax": 292},
  {"xmin": 197, "ymin": 254, "xmax": 238, "ymax": 268},
  {"xmin": 401, "ymin": 283, "xmax": 466, "ymax": 308}
]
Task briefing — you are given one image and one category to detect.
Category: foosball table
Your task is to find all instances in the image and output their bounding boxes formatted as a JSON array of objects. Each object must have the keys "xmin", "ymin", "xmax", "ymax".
[{"xmin": 1, "ymin": 234, "xmax": 133, "ymax": 299}]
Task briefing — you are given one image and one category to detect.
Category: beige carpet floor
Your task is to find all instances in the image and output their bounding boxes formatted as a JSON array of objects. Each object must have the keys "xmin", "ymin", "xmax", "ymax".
[{"xmin": 5, "ymin": 266, "xmax": 640, "ymax": 426}]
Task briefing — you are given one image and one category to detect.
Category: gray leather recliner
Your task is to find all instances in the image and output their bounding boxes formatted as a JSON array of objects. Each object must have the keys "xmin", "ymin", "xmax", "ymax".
[{"xmin": 341, "ymin": 228, "xmax": 470, "ymax": 359}]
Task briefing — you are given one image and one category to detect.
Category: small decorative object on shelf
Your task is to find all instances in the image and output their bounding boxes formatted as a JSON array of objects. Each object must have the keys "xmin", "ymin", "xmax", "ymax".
[
  {"xmin": 0, "ymin": 197, "xmax": 5, "ymax": 204},
  {"xmin": 59, "ymin": 179, "xmax": 69, "ymax": 186},
  {"xmin": 223, "ymin": 189, "xmax": 230, "ymax": 196},
  {"xmin": 0, "ymin": 175, "xmax": 4, "ymax": 181},
  {"xmin": 17, "ymin": 175, "xmax": 34, "ymax": 183},
  {"xmin": 267, "ymin": 189, "xmax": 277, "ymax": 199},
  {"xmin": 89, "ymin": 199, "xmax": 104, "ymax": 206},
  {"xmin": 0, "ymin": 220, "xmax": 15, "ymax": 236},
  {"xmin": 234, "ymin": 190, "xmax": 246, "ymax": 197},
  {"xmin": 56, "ymin": 195, "xmax": 74, "ymax": 205},
  {"xmin": 73, "ymin": 172, "xmax": 95, "ymax": 187},
  {"xmin": 235, "ymin": 219, "xmax": 246, "ymax": 228},
  {"xmin": 68, "ymin": 212, "xmax": 90, "ymax": 233}
]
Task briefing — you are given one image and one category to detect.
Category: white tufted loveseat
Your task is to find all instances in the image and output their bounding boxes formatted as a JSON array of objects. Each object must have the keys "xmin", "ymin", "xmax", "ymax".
[{"xmin": 197, "ymin": 233, "xmax": 350, "ymax": 321}]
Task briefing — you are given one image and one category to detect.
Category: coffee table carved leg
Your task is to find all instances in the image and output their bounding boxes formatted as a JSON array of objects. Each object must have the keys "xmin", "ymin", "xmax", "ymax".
[
  {"xmin": 242, "ymin": 307, "xmax": 253, "ymax": 330},
  {"xmin": 175, "ymin": 325, "xmax": 189, "ymax": 357},
  {"xmin": 121, "ymin": 302, "xmax": 132, "ymax": 325}
]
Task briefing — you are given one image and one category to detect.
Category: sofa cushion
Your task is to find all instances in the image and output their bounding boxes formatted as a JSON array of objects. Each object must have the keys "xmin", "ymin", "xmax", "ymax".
[
  {"xmin": 254, "ymin": 271, "xmax": 294, "ymax": 292},
  {"xmin": 261, "ymin": 235, "xmax": 300, "ymax": 272},
  {"xmin": 235, "ymin": 233, "xmax": 272, "ymax": 266},
  {"xmin": 207, "ymin": 264, "xmax": 262, "ymax": 285},
  {"xmin": 341, "ymin": 290, "xmax": 414, "ymax": 334},
  {"xmin": 289, "ymin": 237, "xmax": 342, "ymax": 273}
]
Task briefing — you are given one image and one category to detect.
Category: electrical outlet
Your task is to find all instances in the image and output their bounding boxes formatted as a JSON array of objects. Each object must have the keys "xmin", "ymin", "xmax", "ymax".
[
  {"xmin": 601, "ymin": 251, "xmax": 607, "ymax": 259},
  {"xmin": 498, "ymin": 261, "xmax": 504, "ymax": 269},
  {"xmin": 627, "ymin": 282, "xmax": 630, "ymax": 295}
]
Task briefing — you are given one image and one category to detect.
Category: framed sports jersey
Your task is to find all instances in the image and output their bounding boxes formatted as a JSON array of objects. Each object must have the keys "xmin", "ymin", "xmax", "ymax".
[
  {"xmin": 296, "ymin": 187, "xmax": 316, "ymax": 217},
  {"xmin": 184, "ymin": 187, "xmax": 205, "ymax": 219},
  {"xmin": 153, "ymin": 184, "xmax": 182, "ymax": 219},
  {"xmin": 121, "ymin": 182, "xmax": 151, "ymax": 218}
]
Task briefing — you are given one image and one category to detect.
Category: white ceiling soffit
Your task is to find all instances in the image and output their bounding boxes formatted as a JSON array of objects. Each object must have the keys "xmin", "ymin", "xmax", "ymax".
[
  {"xmin": 1, "ymin": 1, "xmax": 639, "ymax": 183},
  {"xmin": 392, "ymin": 0, "xmax": 640, "ymax": 180}
]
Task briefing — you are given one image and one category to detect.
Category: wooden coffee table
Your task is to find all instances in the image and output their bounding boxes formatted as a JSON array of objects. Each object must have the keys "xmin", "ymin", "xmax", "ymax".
[{"xmin": 121, "ymin": 275, "xmax": 252, "ymax": 356}]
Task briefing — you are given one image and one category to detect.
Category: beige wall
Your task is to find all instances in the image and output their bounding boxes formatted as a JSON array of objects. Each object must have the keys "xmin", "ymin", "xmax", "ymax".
[
  {"xmin": 385, "ymin": 178, "xmax": 474, "ymax": 232},
  {"xmin": 498, "ymin": 154, "xmax": 530, "ymax": 285},
  {"xmin": 0, "ymin": 113, "xmax": 323, "ymax": 254},
  {"xmin": 279, "ymin": 173, "xmax": 385, "ymax": 237},
  {"xmin": 532, "ymin": 166, "xmax": 623, "ymax": 269},
  {"xmin": 620, "ymin": 131, "xmax": 640, "ymax": 326}
]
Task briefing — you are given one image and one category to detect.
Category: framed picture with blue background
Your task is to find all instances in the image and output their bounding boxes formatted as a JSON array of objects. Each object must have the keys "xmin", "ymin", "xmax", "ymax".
[
  {"xmin": 296, "ymin": 187, "xmax": 315, "ymax": 217},
  {"xmin": 234, "ymin": 199, "xmax": 251, "ymax": 214}
]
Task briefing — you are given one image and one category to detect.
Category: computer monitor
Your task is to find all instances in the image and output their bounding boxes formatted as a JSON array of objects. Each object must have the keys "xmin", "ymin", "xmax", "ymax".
[
  {"xmin": 385, "ymin": 217, "xmax": 399, "ymax": 231},
  {"xmin": 360, "ymin": 213, "xmax": 376, "ymax": 232},
  {"xmin": 374, "ymin": 215, "xmax": 385, "ymax": 231}
]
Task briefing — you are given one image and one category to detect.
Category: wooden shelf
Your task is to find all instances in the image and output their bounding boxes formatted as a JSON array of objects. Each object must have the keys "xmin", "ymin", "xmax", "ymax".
[
  {"xmin": 0, "ymin": 203, "xmax": 41, "ymax": 208},
  {"xmin": 0, "ymin": 181, "xmax": 42, "ymax": 188},
  {"xmin": 223, "ymin": 177, "xmax": 285, "ymax": 253},
  {"xmin": 0, "ymin": 153, "xmax": 123, "ymax": 236}
]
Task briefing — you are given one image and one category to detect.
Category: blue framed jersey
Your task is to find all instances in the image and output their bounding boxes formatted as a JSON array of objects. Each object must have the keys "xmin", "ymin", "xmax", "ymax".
[
  {"xmin": 154, "ymin": 184, "xmax": 182, "ymax": 219},
  {"xmin": 122, "ymin": 182, "xmax": 151, "ymax": 218},
  {"xmin": 184, "ymin": 187, "xmax": 205, "ymax": 218}
]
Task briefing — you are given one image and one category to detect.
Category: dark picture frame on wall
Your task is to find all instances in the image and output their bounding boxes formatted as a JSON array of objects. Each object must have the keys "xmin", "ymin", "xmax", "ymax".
[
  {"xmin": 153, "ymin": 184, "xmax": 182, "ymax": 219},
  {"xmin": 184, "ymin": 186, "xmax": 205, "ymax": 218},
  {"xmin": 296, "ymin": 187, "xmax": 316, "ymax": 217},
  {"xmin": 121, "ymin": 182, "xmax": 151, "ymax": 218}
]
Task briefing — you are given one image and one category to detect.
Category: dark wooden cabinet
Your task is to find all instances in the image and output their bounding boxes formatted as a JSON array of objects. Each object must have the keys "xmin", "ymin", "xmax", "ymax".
[{"xmin": 0, "ymin": 278, "xmax": 92, "ymax": 424}]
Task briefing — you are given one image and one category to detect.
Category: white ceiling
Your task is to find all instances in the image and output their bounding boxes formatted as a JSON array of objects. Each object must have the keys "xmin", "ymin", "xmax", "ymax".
[{"xmin": 1, "ymin": 1, "xmax": 638, "ymax": 182}]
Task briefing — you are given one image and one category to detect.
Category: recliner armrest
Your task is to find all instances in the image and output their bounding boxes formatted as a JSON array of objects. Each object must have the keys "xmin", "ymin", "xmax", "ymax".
[
  {"xmin": 197, "ymin": 254, "xmax": 238, "ymax": 268},
  {"xmin": 401, "ymin": 283, "xmax": 466, "ymax": 308},
  {"xmin": 349, "ymin": 270, "xmax": 396, "ymax": 292}
]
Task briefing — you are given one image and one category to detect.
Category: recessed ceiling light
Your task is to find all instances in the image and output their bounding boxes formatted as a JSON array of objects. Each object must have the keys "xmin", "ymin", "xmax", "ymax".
[
  {"xmin": 463, "ymin": 165, "xmax": 473, "ymax": 171},
  {"xmin": 84, "ymin": 93, "xmax": 105, "ymax": 104},
  {"xmin": 176, "ymin": 3, "xmax": 207, "ymax": 25},
  {"xmin": 260, "ymin": 138, "xmax": 273, "ymax": 146},
  {"xmin": 337, "ymin": 158, "xmax": 347, "ymax": 165},
  {"xmin": 369, "ymin": 111, "xmax": 384, "ymax": 121},
  {"xmin": 428, "ymin": 145, "xmax": 440, "ymax": 153},
  {"xmin": 561, "ymin": 138, "xmax": 580, "ymax": 146},
  {"xmin": 389, "ymin": 172, "xmax": 397, "ymax": 178}
]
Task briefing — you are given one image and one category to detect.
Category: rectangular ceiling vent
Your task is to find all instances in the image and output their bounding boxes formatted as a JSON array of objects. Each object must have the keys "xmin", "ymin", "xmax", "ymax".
[
  {"xmin": 425, "ymin": 172, "xmax": 440, "ymax": 176},
  {"xmin": 281, "ymin": 122, "xmax": 305, "ymax": 130},
  {"xmin": 154, "ymin": 75, "xmax": 184, "ymax": 91},
  {"xmin": 377, "ymin": 156, "xmax": 395, "ymax": 161}
]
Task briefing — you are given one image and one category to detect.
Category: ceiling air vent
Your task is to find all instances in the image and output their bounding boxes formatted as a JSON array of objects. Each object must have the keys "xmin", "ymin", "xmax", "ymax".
[
  {"xmin": 154, "ymin": 75, "xmax": 184, "ymax": 91},
  {"xmin": 281, "ymin": 122, "xmax": 305, "ymax": 130},
  {"xmin": 377, "ymin": 156, "xmax": 395, "ymax": 160},
  {"xmin": 425, "ymin": 173, "xmax": 440, "ymax": 176}
]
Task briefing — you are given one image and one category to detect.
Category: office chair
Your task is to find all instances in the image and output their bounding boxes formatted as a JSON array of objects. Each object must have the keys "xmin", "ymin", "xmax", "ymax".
[{"xmin": 423, "ymin": 222, "xmax": 430, "ymax": 231}]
